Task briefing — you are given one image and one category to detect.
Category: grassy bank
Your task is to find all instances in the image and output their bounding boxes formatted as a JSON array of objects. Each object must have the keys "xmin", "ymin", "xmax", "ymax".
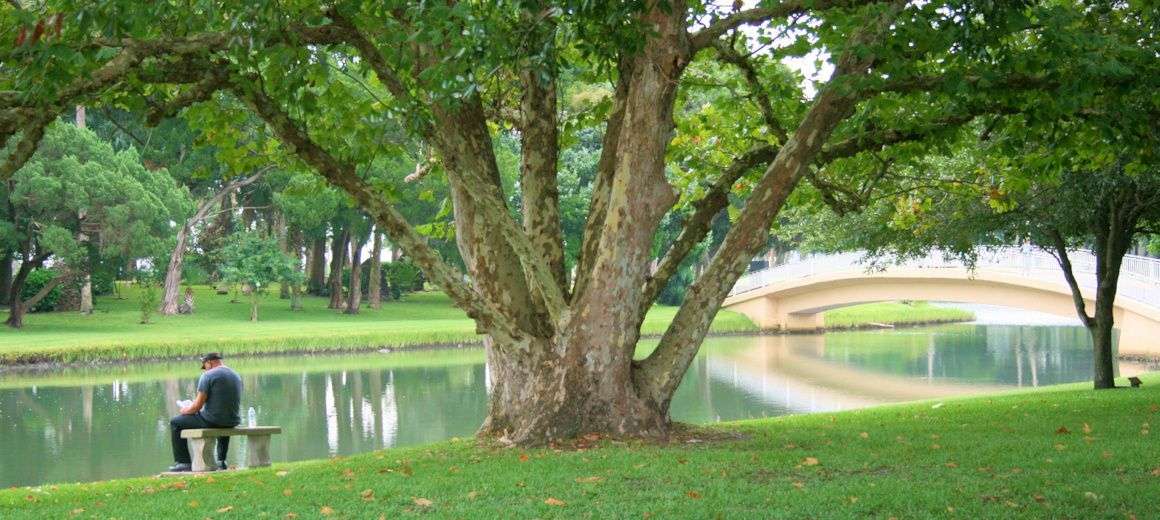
[
  {"xmin": 0, "ymin": 283, "xmax": 973, "ymax": 366},
  {"xmin": 0, "ymin": 286, "xmax": 757, "ymax": 365},
  {"xmin": 3, "ymin": 375, "xmax": 1155, "ymax": 518},
  {"xmin": 824, "ymin": 301, "xmax": 973, "ymax": 329}
]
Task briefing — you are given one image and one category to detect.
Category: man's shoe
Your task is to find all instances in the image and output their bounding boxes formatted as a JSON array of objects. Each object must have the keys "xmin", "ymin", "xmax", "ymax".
[
  {"xmin": 167, "ymin": 463, "xmax": 192, "ymax": 472},
  {"xmin": 216, "ymin": 460, "xmax": 228, "ymax": 471}
]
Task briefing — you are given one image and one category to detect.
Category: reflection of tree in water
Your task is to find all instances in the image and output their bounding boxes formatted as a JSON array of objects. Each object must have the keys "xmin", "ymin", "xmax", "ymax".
[
  {"xmin": 0, "ymin": 363, "xmax": 488, "ymax": 488},
  {"xmin": 816, "ymin": 325, "xmax": 1094, "ymax": 386}
]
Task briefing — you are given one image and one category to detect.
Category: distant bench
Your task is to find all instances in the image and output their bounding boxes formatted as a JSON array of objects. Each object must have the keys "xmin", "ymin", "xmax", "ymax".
[{"xmin": 181, "ymin": 426, "xmax": 282, "ymax": 472}]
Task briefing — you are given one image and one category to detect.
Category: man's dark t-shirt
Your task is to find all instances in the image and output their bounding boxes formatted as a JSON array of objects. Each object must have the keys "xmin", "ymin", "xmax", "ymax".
[{"xmin": 197, "ymin": 366, "xmax": 243, "ymax": 426}]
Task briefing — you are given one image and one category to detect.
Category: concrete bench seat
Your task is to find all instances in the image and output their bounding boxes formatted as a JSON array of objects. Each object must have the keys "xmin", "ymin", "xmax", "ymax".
[{"xmin": 181, "ymin": 426, "xmax": 282, "ymax": 472}]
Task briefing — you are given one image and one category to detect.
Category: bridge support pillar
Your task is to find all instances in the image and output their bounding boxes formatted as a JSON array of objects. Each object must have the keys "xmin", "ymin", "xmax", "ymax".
[
  {"xmin": 727, "ymin": 296, "xmax": 781, "ymax": 329},
  {"xmin": 784, "ymin": 312, "xmax": 823, "ymax": 332}
]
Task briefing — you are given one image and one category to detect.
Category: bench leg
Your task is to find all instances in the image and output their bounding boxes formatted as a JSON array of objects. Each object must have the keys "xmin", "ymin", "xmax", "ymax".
[
  {"xmin": 245, "ymin": 435, "xmax": 272, "ymax": 468},
  {"xmin": 188, "ymin": 438, "xmax": 217, "ymax": 472}
]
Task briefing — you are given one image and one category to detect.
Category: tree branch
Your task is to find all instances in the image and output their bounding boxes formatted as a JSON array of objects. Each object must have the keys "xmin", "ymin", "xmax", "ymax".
[
  {"xmin": 1047, "ymin": 227, "xmax": 1094, "ymax": 328},
  {"xmin": 232, "ymin": 78, "xmax": 522, "ymax": 343},
  {"xmin": 689, "ymin": 0, "xmax": 884, "ymax": 51},
  {"xmin": 573, "ymin": 59, "xmax": 633, "ymax": 298},
  {"xmin": 516, "ymin": 11, "xmax": 568, "ymax": 300},
  {"xmin": 639, "ymin": 145, "xmax": 778, "ymax": 315},
  {"xmin": 639, "ymin": 0, "xmax": 904, "ymax": 405},
  {"xmin": 710, "ymin": 39, "xmax": 788, "ymax": 143}
]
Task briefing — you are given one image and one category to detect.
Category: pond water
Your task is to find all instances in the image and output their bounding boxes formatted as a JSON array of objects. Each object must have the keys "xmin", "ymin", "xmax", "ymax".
[{"xmin": 2, "ymin": 323, "xmax": 1155, "ymax": 488}]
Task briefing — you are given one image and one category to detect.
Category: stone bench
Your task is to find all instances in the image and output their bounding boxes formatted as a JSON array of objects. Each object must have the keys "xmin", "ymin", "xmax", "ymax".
[{"xmin": 181, "ymin": 426, "xmax": 282, "ymax": 472}]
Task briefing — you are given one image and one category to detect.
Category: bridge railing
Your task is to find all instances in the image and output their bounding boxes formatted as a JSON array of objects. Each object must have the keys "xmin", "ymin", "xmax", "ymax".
[{"xmin": 728, "ymin": 247, "xmax": 1160, "ymax": 309}]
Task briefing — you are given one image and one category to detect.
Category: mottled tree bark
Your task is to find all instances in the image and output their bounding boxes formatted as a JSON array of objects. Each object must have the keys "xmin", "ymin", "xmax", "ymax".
[{"xmin": 517, "ymin": 28, "xmax": 567, "ymax": 298}]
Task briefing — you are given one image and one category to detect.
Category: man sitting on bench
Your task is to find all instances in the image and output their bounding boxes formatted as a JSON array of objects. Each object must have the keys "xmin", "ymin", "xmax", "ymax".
[{"xmin": 168, "ymin": 352, "xmax": 243, "ymax": 472}]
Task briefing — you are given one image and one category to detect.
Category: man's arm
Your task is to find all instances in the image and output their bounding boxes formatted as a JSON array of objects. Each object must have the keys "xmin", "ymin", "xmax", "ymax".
[{"xmin": 180, "ymin": 392, "xmax": 208, "ymax": 415}]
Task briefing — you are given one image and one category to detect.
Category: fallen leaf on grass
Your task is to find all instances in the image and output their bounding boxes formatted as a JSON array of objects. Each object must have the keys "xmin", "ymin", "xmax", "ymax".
[
  {"xmin": 275, "ymin": 471, "xmax": 289, "ymax": 477},
  {"xmin": 413, "ymin": 497, "xmax": 433, "ymax": 507},
  {"xmin": 544, "ymin": 497, "xmax": 566, "ymax": 506},
  {"xmin": 944, "ymin": 462, "xmax": 958, "ymax": 468},
  {"xmin": 170, "ymin": 481, "xmax": 188, "ymax": 490},
  {"xmin": 1033, "ymin": 494, "xmax": 1046, "ymax": 503},
  {"xmin": 859, "ymin": 432, "xmax": 869, "ymax": 439},
  {"xmin": 685, "ymin": 491, "xmax": 702, "ymax": 499},
  {"xmin": 802, "ymin": 457, "xmax": 820, "ymax": 466},
  {"xmin": 518, "ymin": 453, "xmax": 530, "ymax": 462},
  {"xmin": 1055, "ymin": 426, "xmax": 1071, "ymax": 434},
  {"xmin": 1082, "ymin": 423, "xmax": 1092, "ymax": 434},
  {"xmin": 1101, "ymin": 450, "xmax": 1113, "ymax": 459},
  {"xmin": 1084, "ymin": 492, "xmax": 1101, "ymax": 501},
  {"xmin": 320, "ymin": 506, "xmax": 335, "ymax": 516},
  {"xmin": 467, "ymin": 490, "xmax": 480, "ymax": 500},
  {"xmin": 217, "ymin": 505, "xmax": 233, "ymax": 513},
  {"xmin": 284, "ymin": 514, "xmax": 297, "ymax": 519},
  {"xmin": 282, "ymin": 488, "xmax": 292, "ymax": 497},
  {"xmin": 360, "ymin": 489, "xmax": 375, "ymax": 501},
  {"xmin": 70, "ymin": 509, "xmax": 84, "ymax": 516},
  {"xmin": 1054, "ymin": 443, "xmax": 1067, "ymax": 451},
  {"xmin": 1150, "ymin": 467, "xmax": 1160, "ymax": 476},
  {"xmin": 792, "ymin": 481, "xmax": 805, "ymax": 489},
  {"xmin": 205, "ymin": 476, "xmax": 216, "ymax": 483},
  {"xmin": 575, "ymin": 476, "xmax": 604, "ymax": 483}
]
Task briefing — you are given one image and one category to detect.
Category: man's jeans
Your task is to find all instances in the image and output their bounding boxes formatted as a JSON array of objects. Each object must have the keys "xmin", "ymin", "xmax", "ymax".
[{"xmin": 170, "ymin": 413, "xmax": 237, "ymax": 464}]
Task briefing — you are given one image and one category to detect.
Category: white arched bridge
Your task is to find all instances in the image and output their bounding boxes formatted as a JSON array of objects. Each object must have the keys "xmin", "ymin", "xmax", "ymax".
[{"xmin": 723, "ymin": 247, "xmax": 1160, "ymax": 358}]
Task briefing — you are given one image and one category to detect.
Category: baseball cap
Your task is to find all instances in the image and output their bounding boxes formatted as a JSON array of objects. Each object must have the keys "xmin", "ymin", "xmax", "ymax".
[{"xmin": 199, "ymin": 352, "xmax": 223, "ymax": 364}]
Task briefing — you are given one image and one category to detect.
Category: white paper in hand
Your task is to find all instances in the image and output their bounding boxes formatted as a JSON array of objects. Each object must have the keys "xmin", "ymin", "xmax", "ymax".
[{"xmin": 176, "ymin": 399, "xmax": 193, "ymax": 409}]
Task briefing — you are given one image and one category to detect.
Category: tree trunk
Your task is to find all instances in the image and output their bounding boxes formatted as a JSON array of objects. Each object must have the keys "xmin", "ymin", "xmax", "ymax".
[
  {"xmin": 345, "ymin": 234, "xmax": 365, "ymax": 314},
  {"xmin": 289, "ymin": 227, "xmax": 304, "ymax": 311},
  {"xmin": 5, "ymin": 256, "xmax": 54, "ymax": 329},
  {"xmin": 307, "ymin": 236, "xmax": 327, "ymax": 296},
  {"xmin": 159, "ymin": 223, "xmax": 193, "ymax": 315},
  {"xmin": 160, "ymin": 172, "xmax": 264, "ymax": 314},
  {"xmin": 276, "ymin": 211, "xmax": 291, "ymax": 299},
  {"xmin": 250, "ymin": 290, "xmax": 259, "ymax": 322},
  {"xmin": 478, "ymin": 335, "xmax": 668, "ymax": 443},
  {"xmin": 368, "ymin": 231, "xmax": 382, "ymax": 309},
  {"xmin": 327, "ymin": 227, "xmax": 349, "ymax": 309}
]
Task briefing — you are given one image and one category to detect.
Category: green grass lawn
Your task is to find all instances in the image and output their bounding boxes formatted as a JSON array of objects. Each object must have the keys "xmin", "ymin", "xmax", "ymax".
[
  {"xmin": 0, "ymin": 286, "xmax": 758, "ymax": 365},
  {"xmin": 3, "ymin": 375, "xmax": 1155, "ymax": 519},
  {"xmin": 824, "ymin": 301, "xmax": 973, "ymax": 329}
]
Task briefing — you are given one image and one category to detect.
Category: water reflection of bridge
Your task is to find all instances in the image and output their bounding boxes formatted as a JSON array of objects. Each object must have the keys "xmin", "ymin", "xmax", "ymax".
[
  {"xmin": 724, "ymin": 248, "xmax": 1160, "ymax": 357},
  {"xmin": 700, "ymin": 334, "xmax": 1157, "ymax": 414}
]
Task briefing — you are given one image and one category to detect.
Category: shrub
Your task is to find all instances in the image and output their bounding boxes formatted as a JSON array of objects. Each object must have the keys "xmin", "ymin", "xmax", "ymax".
[
  {"xmin": 138, "ymin": 282, "xmax": 158, "ymax": 324},
  {"xmin": 385, "ymin": 260, "xmax": 423, "ymax": 298},
  {"xmin": 91, "ymin": 268, "xmax": 116, "ymax": 296},
  {"xmin": 21, "ymin": 269, "xmax": 64, "ymax": 312}
]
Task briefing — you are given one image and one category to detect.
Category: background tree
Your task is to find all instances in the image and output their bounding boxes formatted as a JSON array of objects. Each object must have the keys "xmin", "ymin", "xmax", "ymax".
[
  {"xmin": 218, "ymin": 231, "xmax": 301, "ymax": 322},
  {"xmin": 2, "ymin": 121, "xmax": 189, "ymax": 327}
]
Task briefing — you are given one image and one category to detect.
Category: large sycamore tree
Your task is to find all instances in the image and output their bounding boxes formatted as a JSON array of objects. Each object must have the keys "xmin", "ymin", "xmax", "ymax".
[{"xmin": 1, "ymin": 1, "xmax": 1148, "ymax": 443}]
